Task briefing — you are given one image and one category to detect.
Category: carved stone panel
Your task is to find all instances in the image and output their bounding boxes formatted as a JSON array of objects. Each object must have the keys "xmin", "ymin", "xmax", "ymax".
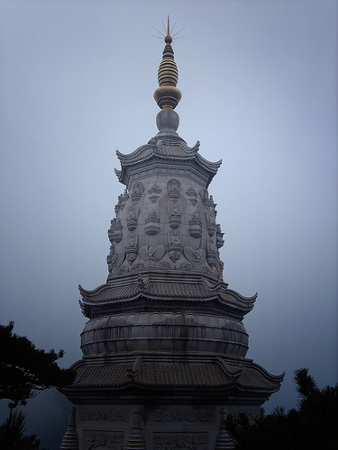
[
  {"xmin": 131, "ymin": 182, "xmax": 144, "ymax": 204},
  {"xmin": 148, "ymin": 410, "xmax": 214, "ymax": 423},
  {"xmin": 168, "ymin": 179, "xmax": 181, "ymax": 200},
  {"xmin": 84, "ymin": 431, "xmax": 124, "ymax": 450},
  {"xmin": 108, "ymin": 218, "xmax": 122, "ymax": 243},
  {"xmin": 189, "ymin": 213, "xmax": 202, "ymax": 238},
  {"xmin": 148, "ymin": 181, "xmax": 162, "ymax": 195},
  {"xmin": 153, "ymin": 432, "xmax": 208, "ymax": 450},
  {"xmin": 80, "ymin": 409, "xmax": 129, "ymax": 422},
  {"xmin": 126, "ymin": 206, "xmax": 139, "ymax": 231},
  {"xmin": 145, "ymin": 209, "xmax": 160, "ymax": 235}
]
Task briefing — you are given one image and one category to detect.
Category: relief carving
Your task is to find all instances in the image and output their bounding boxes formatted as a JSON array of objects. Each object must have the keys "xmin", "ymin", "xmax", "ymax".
[
  {"xmin": 111, "ymin": 251, "xmax": 125, "ymax": 269},
  {"xmin": 84, "ymin": 431, "xmax": 124, "ymax": 450},
  {"xmin": 114, "ymin": 195, "xmax": 122, "ymax": 215},
  {"xmin": 200, "ymin": 188, "xmax": 211, "ymax": 207},
  {"xmin": 168, "ymin": 230, "xmax": 182, "ymax": 263},
  {"xmin": 169, "ymin": 202, "xmax": 181, "ymax": 228},
  {"xmin": 81, "ymin": 409, "xmax": 129, "ymax": 422},
  {"xmin": 145, "ymin": 209, "xmax": 160, "ymax": 235},
  {"xmin": 107, "ymin": 245, "xmax": 114, "ymax": 273},
  {"xmin": 184, "ymin": 247, "xmax": 206, "ymax": 267},
  {"xmin": 168, "ymin": 179, "xmax": 180, "ymax": 200},
  {"xmin": 125, "ymin": 232, "xmax": 138, "ymax": 265},
  {"xmin": 158, "ymin": 261, "xmax": 171, "ymax": 270},
  {"xmin": 108, "ymin": 218, "xmax": 123, "ymax": 243},
  {"xmin": 148, "ymin": 410, "xmax": 213, "ymax": 422},
  {"xmin": 189, "ymin": 212, "xmax": 202, "ymax": 238},
  {"xmin": 186, "ymin": 185, "xmax": 197, "ymax": 198},
  {"xmin": 216, "ymin": 224, "xmax": 225, "ymax": 249},
  {"xmin": 149, "ymin": 194, "xmax": 160, "ymax": 203},
  {"xmin": 205, "ymin": 210, "xmax": 216, "ymax": 236},
  {"xmin": 126, "ymin": 205, "xmax": 139, "ymax": 231},
  {"xmin": 169, "ymin": 250, "xmax": 181, "ymax": 263},
  {"xmin": 131, "ymin": 182, "xmax": 144, "ymax": 204},
  {"xmin": 148, "ymin": 180, "xmax": 162, "ymax": 195},
  {"xmin": 206, "ymin": 239, "xmax": 217, "ymax": 268},
  {"xmin": 153, "ymin": 432, "xmax": 208, "ymax": 450},
  {"xmin": 186, "ymin": 185, "xmax": 197, "ymax": 206},
  {"xmin": 179, "ymin": 262, "xmax": 192, "ymax": 271},
  {"xmin": 169, "ymin": 229, "xmax": 182, "ymax": 246},
  {"xmin": 139, "ymin": 245, "xmax": 165, "ymax": 262}
]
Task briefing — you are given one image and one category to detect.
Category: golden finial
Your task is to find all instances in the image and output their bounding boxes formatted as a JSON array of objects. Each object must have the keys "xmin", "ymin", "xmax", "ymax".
[{"xmin": 153, "ymin": 17, "xmax": 182, "ymax": 110}]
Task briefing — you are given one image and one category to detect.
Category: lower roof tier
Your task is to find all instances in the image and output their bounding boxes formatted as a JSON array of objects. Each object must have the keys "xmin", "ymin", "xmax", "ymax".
[{"xmin": 61, "ymin": 354, "xmax": 284, "ymax": 406}]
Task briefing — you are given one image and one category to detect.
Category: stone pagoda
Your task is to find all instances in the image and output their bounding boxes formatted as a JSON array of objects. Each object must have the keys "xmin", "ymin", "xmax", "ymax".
[{"xmin": 61, "ymin": 22, "xmax": 283, "ymax": 450}]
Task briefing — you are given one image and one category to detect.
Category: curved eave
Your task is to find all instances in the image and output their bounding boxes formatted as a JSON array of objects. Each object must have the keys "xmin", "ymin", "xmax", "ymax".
[
  {"xmin": 60, "ymin": 357, "xmax": 283, "ymax": 398},
  {"xmin": 115, "ymin": 140, "xmax": 222, "ymax": 186},
  {"xmin": 78, "ymin": 277, "xmax": 256, "ymax": 319},
  {"xmin": 219, "ymin": 289, "xmax": 257, "ymax": 316}
]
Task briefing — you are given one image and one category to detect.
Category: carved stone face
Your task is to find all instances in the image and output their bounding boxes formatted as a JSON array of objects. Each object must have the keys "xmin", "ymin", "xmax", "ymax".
[
  {"xmin": 169, "ymin": 250, "xmax": 180, "ymax": 263},
  {"xmin": 126, "ymin": 253, "xmax": 137, "ymax": 264}
]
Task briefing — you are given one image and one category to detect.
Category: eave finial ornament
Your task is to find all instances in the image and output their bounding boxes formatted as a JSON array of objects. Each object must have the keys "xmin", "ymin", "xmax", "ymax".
[{"xmin": 153, "ymin": 17, "xmax": 182, "ymax": 110}]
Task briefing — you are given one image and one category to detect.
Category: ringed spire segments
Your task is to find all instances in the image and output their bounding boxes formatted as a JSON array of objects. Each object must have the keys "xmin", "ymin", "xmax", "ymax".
[{"xmin": 153, "ymin": 17, "xmax": 182, "ymax": 110}]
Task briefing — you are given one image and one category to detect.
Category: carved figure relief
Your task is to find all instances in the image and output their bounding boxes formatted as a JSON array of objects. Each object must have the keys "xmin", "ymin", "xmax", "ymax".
[
  {"xmin": 184, "ymin": 247, "xmax": 206, "ymax": 267},
  {"xmin": 145, "ymin": 209, "xmax": 160, "ymax": 235},
  {"xmin": 126, "ymin": 205, "xmax": 139, "ymax": 231},
  {"xmin": 107, "ymin": 244, "xmax": 115, "ymax": 273},
  {"xmin": 114, "ymin": 195, "xmax": 122, "ymax": 215},
  {"xmin": 111, "ymin": 251, "xmax": 125, "ymax": 269},
  {"xmin": 205, "ymin": 210, "xmax": 216, "ymax": 236},
  {"xmin": 125, "ymin": 232, "xmax": 138, "ymax": 265},
  {"xmin": 216, "ymin": 224, "xmax": 225, "ymax": 249},
  {"xmin": 189, "ymin": 212, "xmax": 202, "ymax": 238},
  {"xmin": 168, "ymin": 179, "xmax": 180, "ymax": 200},
  {"xmin": 200, "ymin": 188, "xmax": 209, "ymax": 203},
  {"xmin": 117, "ymin": 189, "xmax": 129, "ymax": 213},
  {"xmin": 139, "ymin": 245, "xmax": 165, "ymax": 262},
  {"xmin": 148, "ymin": 181, "xmax": 162, "ymax": 203},
  {"xmin": 148, "ymin": 180, "xmax": 162, "ymax": 195},
  {"xmin": 169, "ymin": 201, "xmax": 181, "ymax": 228},
  {"xmin": 186, "ymin": 185, "xmax": 198, "ymax": 206},
  {"xmin": 186, "ymin": 185, "xmax": 197, "ymax": 198},
  {"xmin": 108, "ymin": 218, "xmax": 123, "ymax": 243},
  {"xmin": 131, "ymin": 181, "xmax": 144, "ymax": 204},
  {"xmin": 206, "ymin": 239, "xmax": 217, "ymax": 268},
  {"xmin": 169, "ymin": 230, "xmax": 182, "ymax": 246}
]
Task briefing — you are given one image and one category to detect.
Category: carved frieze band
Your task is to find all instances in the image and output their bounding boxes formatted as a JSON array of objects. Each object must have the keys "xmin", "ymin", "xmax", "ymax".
[
  {"xmin": 153, "ymin": 432, "xmax": 208, "ymax": 450},
  {"xmin": 84, "ymin": 431, "xmax": 124, "ymax": 450},
  {"xmin": 148, "ymin": 410, "xmax": 214, "ymax": 423},
  {"xmin": 80, "ymin": 409, "xmax": 129, "ymax": 422}
]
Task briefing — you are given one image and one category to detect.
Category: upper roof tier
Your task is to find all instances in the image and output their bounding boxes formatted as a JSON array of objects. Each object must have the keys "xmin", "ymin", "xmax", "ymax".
[
  {"xmin": 115, "ymin": 28, "xmax": 221, "ymax": 188},
  {"xmin": 115, "ymin": 133, "xmax": 222, "ymax": 188}
]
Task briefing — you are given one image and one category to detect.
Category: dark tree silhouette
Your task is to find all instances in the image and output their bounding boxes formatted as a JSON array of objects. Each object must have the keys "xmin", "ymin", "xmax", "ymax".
[
  {"xmin": 0, "ymin": 410, "xmax": 46, "ymax": 450},
  {"xmin": 225, "ymin": 368, "xmax": 338, "ymax": 450},
  {"xmin": 0, "ymin": 321, "xmax": 75, "ymax": 408}
]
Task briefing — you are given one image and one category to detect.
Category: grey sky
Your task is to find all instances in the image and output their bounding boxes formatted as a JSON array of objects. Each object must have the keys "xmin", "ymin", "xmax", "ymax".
[{"xmin": 0, "ymin": 1, "xmax": 337, "ymax": 448}]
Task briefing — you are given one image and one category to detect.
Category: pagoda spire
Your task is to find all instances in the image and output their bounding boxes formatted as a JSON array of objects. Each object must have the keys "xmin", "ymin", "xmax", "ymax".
[{"xmin": 153, "ymin": 17, "xmax": 182, "ymax": 110}]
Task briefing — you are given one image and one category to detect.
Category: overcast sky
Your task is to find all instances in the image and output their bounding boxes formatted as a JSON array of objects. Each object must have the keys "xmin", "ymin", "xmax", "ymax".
[{"xmin": 0, "ymin": 1, "xmax": 337, "ymax": 448}]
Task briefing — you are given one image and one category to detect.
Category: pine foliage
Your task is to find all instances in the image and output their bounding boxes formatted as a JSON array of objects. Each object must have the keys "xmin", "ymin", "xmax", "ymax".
[
  {"xmin": 225, "ymin": 368, "xmax": 338, "ymax": 450},
  {"xmin": 0, "ymin": 321, "xmax": 75, "ymax": 408}
]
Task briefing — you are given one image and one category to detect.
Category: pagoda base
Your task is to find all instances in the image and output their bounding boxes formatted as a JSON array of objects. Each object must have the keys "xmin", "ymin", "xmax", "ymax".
[
  {"xmin": 60, "ymin": 354, "xmax": 282, "ymax": 449},
  {"xmin": 61, "ymin": 402, "xmax": 254, "ymax": 449}
]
